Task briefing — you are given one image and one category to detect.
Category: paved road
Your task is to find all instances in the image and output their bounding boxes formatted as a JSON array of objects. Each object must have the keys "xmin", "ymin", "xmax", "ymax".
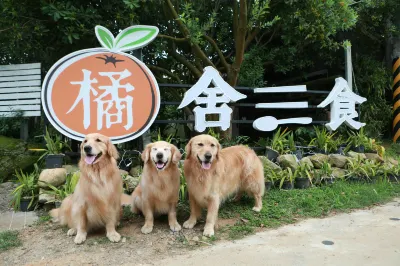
[{"xmin": 153, "ymin": 199, "xmax": 400, "ymax": 266}]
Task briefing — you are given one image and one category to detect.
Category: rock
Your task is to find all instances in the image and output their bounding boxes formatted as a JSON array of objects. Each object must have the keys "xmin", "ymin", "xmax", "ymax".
[
  {"xmin": 202, "ymin": 236, "xmax": 208, "ymax": 241},
  {"xmin": 309, "ymin": 154, "xmax": 329, "ymax": 169},
  {"xmin": 332, "ymin": 167, "xmax": 346, "ymax": 179},
  {"xmin": 192, "ymin": 236, "xmax": 199, "ymax": 242},
  {"xmin": 38, "ymin": 168, "xmax": 67, "ymax": 188},
  {"xmin": 119, "ymin": 169, "xmax": 129, "ymax": 177},
  {"xmin": 63, "ymin": 165, "xmax": 79, "ymax": 174},
  {"xmin": 122, "ymin": 175, "xmax": 140, "ymax": 193},
  {"xmin": 347, "ymin": 151, "xmax": 366, "ymax": 161},
  {"xmin": 258, "ymin": 156, "xmax": 282, "ymax": 172},
  {"xmin": 329, "ymin": 154, "xmax": 348, "ymax": 168},
  {"xmin": 121, "ymin": 237, "xmax": 126, "ymax": 243},
  {"xmin": 388, "ymin": 158, "xmax": 398, "ymax": 166},
  {"xmin": 299, "ymin": 157, "xmax": 314, "ymax": 168},
  {"xmin": 277, "ymin": 155, "xmax": 298, "ymax": 171},
  {"xmin": 129, "ymin": 166, "xmax": 142, "ymax": 176},
  {"xmin": 365, "ymin": 153, "xmax": 384, "ymax": 163},
  {"xmin": 38, "ymin": 188, "xmax": 56, "ymax": 204}
]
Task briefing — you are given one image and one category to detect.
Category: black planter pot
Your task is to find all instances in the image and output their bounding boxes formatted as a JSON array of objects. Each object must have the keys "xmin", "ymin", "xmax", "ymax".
[
  {"xmin": 281, "ymin": 181, "xmax": 294, "ymax": 190},
  {"xmin": 347, "ymin": 176, "xmax": 362, "ymax": 183},
  {"xmin": 388, "ymin": 174, "xmax": 399, "ymax": 183},
  {"xmin": 294, "ymin": 177, "xmax": 311, "ymax": 189},
  {"xmin": 265, "ymin": 148, "xmax": 279, "ymax": 162},
  {"xmin": 322, "ymin": 177, "xmax": 335, "ymax": 185},
  {"xmin": 335, "ymin": 147, "xmax": 345, "ymax": 155},
  {"xmin": 20, "ymin": 198, "xmax": 34, "ymax": 212},
  {"xmin": 265, "ymin": 181, "xmax": 273, "ymax": 191},
  {"xmin": 295, "ymin": 150, "xmax": 303, "ymax": 160},
  {"xmin": 46, "ymin": 154, "xmax": 65, "ymax": 169},
  {"xmin": 351, "ymin": 145, "xmax": 365, "ymax": 153}
]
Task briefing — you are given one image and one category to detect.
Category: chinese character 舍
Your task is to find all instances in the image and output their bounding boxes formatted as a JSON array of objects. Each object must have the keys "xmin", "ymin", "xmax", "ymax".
[{"xmin": 178, "ymin": 66, "xmax": 247, "ymax": 132}]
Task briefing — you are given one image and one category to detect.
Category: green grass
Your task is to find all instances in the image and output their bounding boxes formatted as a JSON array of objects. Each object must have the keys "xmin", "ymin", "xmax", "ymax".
[
  {"xmin": 218, "ymin": 181, "xmax": 400, "ymax": 239},
  {"xmin": 0, "ymin": 231, "xmax": 22, "ymax": 252},
  {"xmin": 36, "ymin": 215, "xmax": 52, "ymax": 225}
]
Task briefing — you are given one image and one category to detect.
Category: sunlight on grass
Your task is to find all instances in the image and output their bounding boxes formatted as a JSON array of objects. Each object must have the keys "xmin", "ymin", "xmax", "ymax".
[{"xmin": 219, "ymin": 181, "xmax": 400, "ymax": 239}]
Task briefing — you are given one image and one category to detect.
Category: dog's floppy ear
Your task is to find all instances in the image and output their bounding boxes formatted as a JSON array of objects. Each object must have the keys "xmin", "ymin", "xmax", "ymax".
[
  {"xmin": 171, "ymin": 145, "xmax": 182, "ymax": 164},
  {"xmin": 216, "ymin": 143, "xmax": 222, "ymax": 159},
  {"xmin": 141, "ymin": 143, "xmax": 152, "ymax": 163},
  {"xmin": 185, "ymin": 139, "xmax": 193, "ymax": 158},
  {"xmin": 107, "ymin": 139, "xmax": 119, "ymax": 160}
]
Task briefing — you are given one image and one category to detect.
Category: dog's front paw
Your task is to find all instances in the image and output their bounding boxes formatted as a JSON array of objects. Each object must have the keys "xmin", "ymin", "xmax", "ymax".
[
  {"xmin": 252, "ymin": 206, "xmax": 262, "ymax": 212},
  {"xmin": 183, "ymin": 219, "xmax": 196, "ymax": 229},
  {"xmin": 169, "ymin": 222, "xmax": 182, "ymax": 232},
  {"xmin": 67, "ymin": 228, "xmax": 77, "ymax": 236},
  {"xmin": 74, "ymin": 233, "xmax": 87, "ymax": 245},
  {"xmin": 107, "ymin": 231, "xmax": 121, "ymax": 243},
  {"xmin": 141, "ymin": 224, "xmax": 153, "ymax": 234},
  {"xmin": 203, "ymin": 226, "xmax": 214, "ymax": 237}
]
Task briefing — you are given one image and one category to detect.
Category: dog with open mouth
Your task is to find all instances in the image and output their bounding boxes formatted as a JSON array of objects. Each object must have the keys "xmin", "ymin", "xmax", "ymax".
[
  {"xmin": 183, "ymin": 134, "xmax": 265, "ymax": 237},
  {"xmin": 127, "ymin": 141, "xmax": 182, "ymax": 234},
  {"xmin": 50, "ymin": 133, "xmax": 122, "ymax": 244}
]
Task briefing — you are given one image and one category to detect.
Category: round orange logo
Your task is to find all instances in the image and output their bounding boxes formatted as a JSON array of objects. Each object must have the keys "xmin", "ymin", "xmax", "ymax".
[{"xmin": 42, "ymin": 25, "xmax": 160, "ymax": 143}]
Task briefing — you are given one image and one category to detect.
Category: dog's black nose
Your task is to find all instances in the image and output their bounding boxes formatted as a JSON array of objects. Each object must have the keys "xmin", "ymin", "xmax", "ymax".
[
  {"xmin": 84, "ymin": 145, "xmax": 92, "ymax": 153},
  {"xmin": 156, "ymin": 152, "xmax": 163, "ymax": 159},
  {"xmin": 204, "ymin": 153, "xmax": 212, "ymax": 161}
]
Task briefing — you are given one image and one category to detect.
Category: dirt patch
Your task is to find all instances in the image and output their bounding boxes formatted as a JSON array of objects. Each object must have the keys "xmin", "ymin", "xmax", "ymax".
[
  {"xmin": 1, "ymin": 213, "xmax": 238, "ymax": 266},
  {"xmin": 0, "ymin": 182, "xmax": 17, "ymax": 212}
]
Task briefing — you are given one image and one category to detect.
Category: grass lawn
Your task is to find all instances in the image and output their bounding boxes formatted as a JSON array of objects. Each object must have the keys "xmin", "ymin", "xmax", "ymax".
[
  {"xmin": 217, "ymin": 181, "xmax": 400, "ymax": 239},
  {"xmin": 0, "ymin": 231, "xmax": 22, "ymax": 252}
]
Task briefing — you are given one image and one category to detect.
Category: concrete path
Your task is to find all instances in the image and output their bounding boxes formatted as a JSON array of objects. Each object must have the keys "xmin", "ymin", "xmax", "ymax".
[
  {"xmin": 154, "ymin": 199, "xmax": 400, "ymax": 266},
  {"xmin": 0, "ymin": 211, "xmax": 38, "ymax": 232}
]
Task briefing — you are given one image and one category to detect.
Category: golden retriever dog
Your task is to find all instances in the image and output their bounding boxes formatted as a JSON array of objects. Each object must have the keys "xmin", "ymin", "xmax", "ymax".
[
  {"xmin": 128, "ymin": 141, "xmax": 182, "ymax": 234},
  {"xmin": 183, "ymin": 134, "xmax": 264, "ymax": 237},
  {"xmin": 50, "ymin": 133, "xmax": 122, "ymax": 244}
]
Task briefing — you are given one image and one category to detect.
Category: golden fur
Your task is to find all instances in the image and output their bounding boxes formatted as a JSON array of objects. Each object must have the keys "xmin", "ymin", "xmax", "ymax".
[
  {"xmin": 50, "ymin": 133, "xmax": 122, "ymax": 244},
  {"xmin": 129, "ymin": 141, "xmax": 182, "ymax": 234},
  {"xmin": 183, "ymin": 134, "xmax": 264, "ymax": 237}
]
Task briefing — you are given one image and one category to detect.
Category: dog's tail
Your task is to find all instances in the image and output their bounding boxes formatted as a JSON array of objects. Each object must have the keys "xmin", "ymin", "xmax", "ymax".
[
  {"xmin": 49, "ymin": 208, "xmax": 60, "ymax": 223},
  {"xmin": 121, "ymin": 193, "xmax": 132, "ymax": 206}
]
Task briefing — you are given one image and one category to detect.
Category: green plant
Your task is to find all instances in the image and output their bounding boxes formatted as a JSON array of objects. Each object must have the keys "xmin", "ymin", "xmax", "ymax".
[
  {"xmin": 45, "ymin": 172, "xmax": 80, "ymax": 201},
  {"xmin": 294, "ymin": 127, "xmax": 316, "ymax": 145},
  {"xmin": 344, "ymin": 128, "xmax": 370, "ymax": 152},
  {"xmin": 278, "ymin": 168, "xmax": 294, "ymax": 189},
  {"xmin": 269, "ymin": 128, "xmax": 290, "ymax": 154},
  {"xmin": 309, "ymin": 126, "xmax": 336, "ymax": 153},
  {"xmin": 179, "ymin": 166, "xmax": 187, "ymax": 201},
  {"xmin": 294, "ymin": 163, "xmax": 313, "ymax": 182},
  {"xmin": 345, "ymin": 158, "xmax": 368, "ymax": 180},
  {"xmin": 263, "ymin": 165, "xmax": 280, "ymax": 183},
  {"xmin": 38, "ymin": 127, "xmax": 71, "ymax": 161},
  {"xmin": 10, "ymin": 164, "xmax": 40, "ymax": 211},
  {"xmin": 318, "ymin": 161, "xmax": 334, "ymax": 181},
  {"xmin": 152, "ymin": 128, "xmax": 174, "ymax": 143},
  {"xmin": 287, "ymin": 132, "xmax": 296, "ymax": 153},
  {"xmin": 0, "ymin": 110, "xmax": 24, "ymax": 139}
]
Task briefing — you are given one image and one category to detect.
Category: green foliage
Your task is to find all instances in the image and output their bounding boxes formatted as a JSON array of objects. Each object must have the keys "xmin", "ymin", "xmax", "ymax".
[
  {"xmin": 44, "ymin": 172, "xmax": 80, "ymax": 201},
  {"xmin": 295, "ymin": 163, "xmax": 313, "ymax": 181},
  {"xmin": 0, "ymin": 111, "xmax": 24, "ymax": 139},
  {"xmin": 344, "ymin": 128, "xmax": 370, "ymax": 152},
  {"xmin": 0, "ymin": 231, "xmax": 22, "ymax": 251},
  {"xmin": 269, "ymin": 127, "xmax": 290, "ymax": 154},
  {"xmin": 179, "ymin": 165, "xmax": 187, "ymax": 202},
  {"xmin": 38, "ymin": 128, "xmax": 71, "ymax": 161},
  {"xmin": 345, "ymin": 158, "xmax": 368, "ymax": 179},
  {"xmin": 278, "ymin": 168, "xmax": 295, "ymax": 189},
  {"xmin": 309, "ymin": 126, "xmax": 336, "ymax": 153},
  {"xmin": 10, "ymin": 164, "xmax": 40, "ymax": 211}
]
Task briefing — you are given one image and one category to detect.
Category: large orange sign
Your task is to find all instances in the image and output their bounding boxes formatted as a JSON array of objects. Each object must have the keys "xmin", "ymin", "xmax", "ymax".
[{"xmin": 42, "ymin": 25, "xmax": 160, "ymax": 143}]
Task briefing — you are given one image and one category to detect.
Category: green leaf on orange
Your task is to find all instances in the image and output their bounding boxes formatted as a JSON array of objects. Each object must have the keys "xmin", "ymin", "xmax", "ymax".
[
  {"xmin": 114, "ymin": 25, "xmax": 159, "ymax": 52},
  {"xmin": 95, "ymin": 25, "xmax": 115, "ymax": 50}
]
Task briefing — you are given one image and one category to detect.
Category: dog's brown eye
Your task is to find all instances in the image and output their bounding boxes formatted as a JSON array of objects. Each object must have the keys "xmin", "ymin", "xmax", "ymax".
[
  {"xmin": 211, "ymin": 144, "xmax": 215, "ymax": 147},
  {"xmin": 198, "ymin": 143, "xmax": 204, "ymax": 147},
  {"xmin": 84, "ymin": 140, "xmax": 87, "ymax": 143},
  {"xmin": 96, "ymin": 138, "xmax": 101, "ymax": 142}
]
